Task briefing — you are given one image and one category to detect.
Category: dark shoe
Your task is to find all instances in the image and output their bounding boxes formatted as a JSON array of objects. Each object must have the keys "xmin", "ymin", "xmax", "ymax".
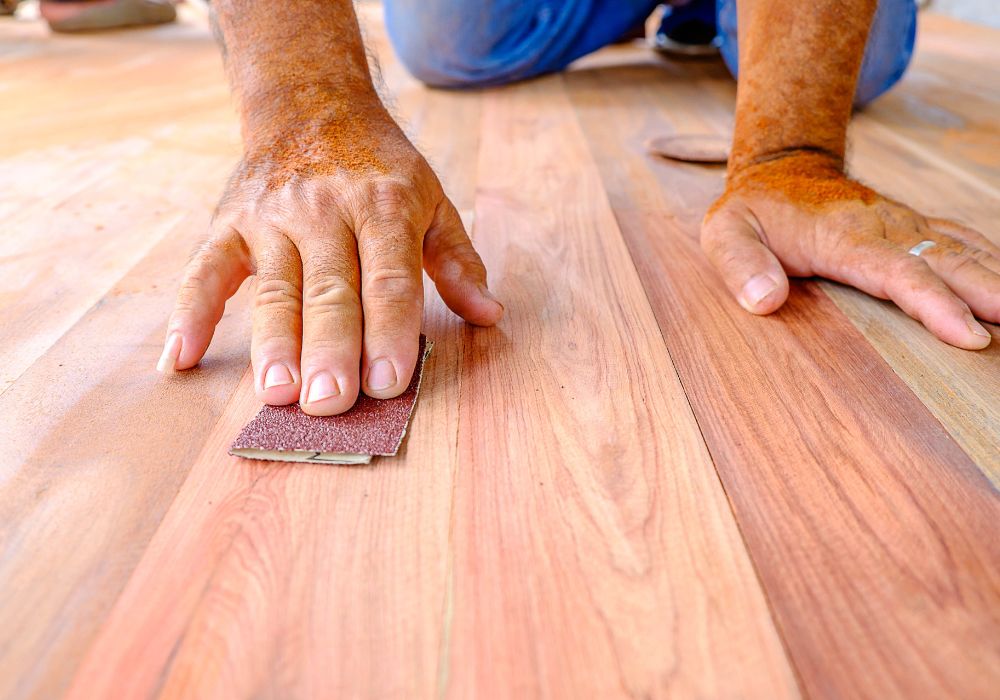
[{"xmin": 653, "ymin": 0, "xmax": 721, "ymax": 57}]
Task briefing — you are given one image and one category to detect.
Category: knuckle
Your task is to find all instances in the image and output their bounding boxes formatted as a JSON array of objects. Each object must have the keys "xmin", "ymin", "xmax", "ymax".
[
  {"xmin": 823, "ymin": 209, "xmax": 876, "ymax": 239},
  {"xmin": 890, "ymin": 254, "xmax": 926, "ymax": 278},
  {"xmin": 351, "ymin": 178, "xmax": 436, "ymax": 233},
  {"xmin": 305, "ymin": 277, "xmax": 361, "ymax": 311},
  {"xmin": 352, "ymin": 179, "xmax": 414, "ymax": 220},
  {"xmin": 364, "ymin": 267, "xmax": 421, "ymax": 304},
  {"xmin": 370, "ymin": 179, "xmax": 415, "ymax": 209},
  {"xmin": 935, "ymin": 246, "xmax": 982, "ymax": 273},
  {"xmin": 714, "ymin": 243, "xmax": 751, "ymax": 272},
  {"xmin": 429, "ymin": 240, "xmax": 483, "ymax": 281},
  {"xmin": 965, "ymin": 247, "xmax": 994, "ymax": 265},
  {"xmin": 254, "ymin": 277, "xmax": 302, "ymax": 310}
]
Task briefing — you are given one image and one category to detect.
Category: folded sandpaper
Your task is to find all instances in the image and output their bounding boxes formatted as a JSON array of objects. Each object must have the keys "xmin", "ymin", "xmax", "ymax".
[{"xmin": 230, "ymin": 336, "xmax": 432, "ymax": 465}]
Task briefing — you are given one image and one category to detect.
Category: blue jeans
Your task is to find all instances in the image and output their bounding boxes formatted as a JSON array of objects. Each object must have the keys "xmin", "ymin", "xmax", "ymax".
[{"xmin": 385, "ymin": 0, "xmax": 917, "ymax": 106}]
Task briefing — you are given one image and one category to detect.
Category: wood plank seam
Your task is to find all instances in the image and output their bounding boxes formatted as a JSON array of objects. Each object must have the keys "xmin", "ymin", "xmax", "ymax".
[
  {"xmin": 560, "ymin": 71, "xmax": 813, "ymax": 700},
  {"xmin": 857, "ymin": 116, "xmax": 1000, "ymax": 200},
  {"xmin": 565, "ymin": 63, "xmax": 1000, "ymax": 697}
]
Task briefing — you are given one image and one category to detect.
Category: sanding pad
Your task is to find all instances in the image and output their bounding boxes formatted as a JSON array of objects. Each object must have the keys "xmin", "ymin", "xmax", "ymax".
[
  {"xmin": 645, "ymin": 134, "xmax": 730, "ymax": 164},
  {"xmin": 230, "ymin": 336, "xmax": 433, "ymax": 465}
]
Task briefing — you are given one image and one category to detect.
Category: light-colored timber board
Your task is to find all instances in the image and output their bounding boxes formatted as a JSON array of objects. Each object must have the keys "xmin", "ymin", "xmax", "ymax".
[{"xmin": 0, "ymin": 4, "xmax": 997, "ymax": 699}]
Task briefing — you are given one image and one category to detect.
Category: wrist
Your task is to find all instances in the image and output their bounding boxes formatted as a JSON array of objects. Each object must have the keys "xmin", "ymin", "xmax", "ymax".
[
  {"xmin": 240, "ymin": 81, "xmax": 391, "ymax": 155},
  {"xmin": 724, "ymin": 151, "xmax": 877, "ymax": 207},
  {"xmin": 242, "ymin": 78, "xmax": 382, "ymax": 134},
  {"xmin": 729, "ymin": 145, "xmax": 844, "ymax": 180}
]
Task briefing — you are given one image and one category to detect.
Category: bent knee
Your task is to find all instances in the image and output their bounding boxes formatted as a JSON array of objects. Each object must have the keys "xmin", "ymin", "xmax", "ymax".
[{"xmin": 383, "ymin": 0, "xmax": 568, "ymax": 88}]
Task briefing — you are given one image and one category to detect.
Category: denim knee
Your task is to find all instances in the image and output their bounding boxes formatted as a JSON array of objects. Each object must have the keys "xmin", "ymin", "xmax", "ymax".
[
  {"xmin": 383, "ymin": 0, "xmax": 658, "ymax": 88},
  {"xmin": 716, "ymin": 0, "xmax": 917, "ymax": 107},
  {"xmin": 383, "ymin": 0, "xmax": 590, "ymax": 88}
]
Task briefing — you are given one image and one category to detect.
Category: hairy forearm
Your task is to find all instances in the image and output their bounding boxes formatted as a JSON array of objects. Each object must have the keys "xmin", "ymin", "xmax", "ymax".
[
  {"xmin": 212, "ymin": 0, "xmax": 392, "ymax": 182},
  {"xmin": 728, "ymin": 0, "xmax": 877, "ymax": 173}
]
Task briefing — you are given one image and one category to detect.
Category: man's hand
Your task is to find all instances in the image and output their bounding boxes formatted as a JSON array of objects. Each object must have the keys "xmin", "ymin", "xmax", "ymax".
[
  {"xmin": 159, "ymin": 102, "xmax": 502, "ymax": 415},
  {"xmin": 713, "ymin": 0, "xmax": 995, "ymax": 349},
  {"xmin": 703, "ymin": 153, "xmax": 998, "ymax": 349},
  {"xmin": 156, "ymin": 0, "xmax": 501, "ymax": 414}
]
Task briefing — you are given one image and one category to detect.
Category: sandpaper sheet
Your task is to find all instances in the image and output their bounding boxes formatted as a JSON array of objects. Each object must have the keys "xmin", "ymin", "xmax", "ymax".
[{"xmin": 230, "ymin": 336, "xmax": 432, "ymax": 465}]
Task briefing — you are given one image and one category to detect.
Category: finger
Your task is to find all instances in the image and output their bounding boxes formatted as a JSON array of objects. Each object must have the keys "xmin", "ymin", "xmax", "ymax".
[
  {"xmin": 297, "ymin": 230, "xmax": 363, "ymax": 416},
  {"xmin": 160, "ymin": 229, "xmax": 251, "ymax": 372},
  {"xmin": 827, "ymin": 240, "xmax": 990, "ymax": 350},
  {"xmin": 251, "ymin": 233, "xmax": 304, "ymax": 405},
  {"xmin": 423, "ymin": 198, "xmax": 504, "ymax": 326},
  {"xmin": 701, "ymin": 205, "xmax": 790, "ymax": 315},
  {"xmin": 356, "ymin": 209, "xmax": 424, "ymax": 399},
  {"xmin": 918, "ymin": 243, "xmax": 1000, "ymax": 324},
  {"xmin": 924, "ymin": 227, "xmax": 1000, "ymax": 278},
  {"xmin": 926, "ymin": 217, "xmax": 1000, "ymax": 261}
]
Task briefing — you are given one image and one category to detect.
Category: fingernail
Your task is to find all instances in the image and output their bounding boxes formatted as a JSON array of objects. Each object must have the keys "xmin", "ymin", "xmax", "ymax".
[
  {"xmin": 156, "ymin": 332, "xmax": 182, "ymax": 373},
  {"xmin": 740, "ymin": 274, "xmax": 778, "ymax": 310},
  {"xmin": 967, "ymin": 316, "xmax": 991, "ymax": 339},
  {"xmin": 305, "ymin": 372, "xmax": 340, "ymax": 404},
  {"xmin": 367, "ymin": 358, "xmax": 397, "ymax": 392},
  {"xmin": 263, "ymin": 363, "xmax": 294, "ymax": 390},
  {"xmin": 480, "ymin": 285, "xmax": 504, "ymax": 311}
]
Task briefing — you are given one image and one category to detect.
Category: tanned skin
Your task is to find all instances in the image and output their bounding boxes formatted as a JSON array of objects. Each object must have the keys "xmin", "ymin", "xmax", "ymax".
[
  {"xmin": 159, "ymin": 0, "xmax": 502, "ymax": 416},
  {"xmin": 161, "ymin": 0, "xmax": 999, "ymax": 414},
  {"xmin": 704, "ymin": 0, "xmax": 998, "ymax": 349}
]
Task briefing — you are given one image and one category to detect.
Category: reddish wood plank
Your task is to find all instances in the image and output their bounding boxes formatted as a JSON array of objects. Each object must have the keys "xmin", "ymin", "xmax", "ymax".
[
  {"xmin": 440, "ymin": 79, "xmax": 798, "ymax": 699},
  {"xmin": 568, "ymin": 64, "xmax": 1000, "ymax": 699},
  {"xmin": 62, "ymin": 16, "xmax": 478, "ymax": 697}
]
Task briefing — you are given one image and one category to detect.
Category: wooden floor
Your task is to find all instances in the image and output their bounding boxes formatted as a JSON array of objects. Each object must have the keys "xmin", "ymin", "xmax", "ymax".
[{"xmin": 1, "ymin": 4, "xmax": 998, "ymax": 699}]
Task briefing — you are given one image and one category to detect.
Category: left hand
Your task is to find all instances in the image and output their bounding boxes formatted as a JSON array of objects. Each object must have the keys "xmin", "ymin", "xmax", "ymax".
[{"xmin": 701, "ymin": 152, "xmax": 999, "ymax": 349}]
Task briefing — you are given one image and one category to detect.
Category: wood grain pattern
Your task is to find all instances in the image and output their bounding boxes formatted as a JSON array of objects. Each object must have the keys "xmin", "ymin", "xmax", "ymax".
[
  {"xmin": 1, "ymin": 5, "xmax": 998, "ymax": 699},
  {"xmin": 0, "ymin": 12, "xmax": 236, "ymax": 393},
  {"xmin": 860, "ymin": 14, "xmax": 1000, "ymax": 193},
  {"xmin": 567, "ymin": 63, "xmax": 1000, "ymax": 699},
  {"xmin": 441, "ymin": 79, "xmax": 797, "ymax": 698},
  {"xmin": 0, "ymin": 8, "xmax": 246, "ymax": 699},
  {"xmin": 567, "ymin": 43, "xmax": 1000, "ymax": 484},
  {"xmin": 0, "ymin": 216, "xmax": 251, "ymax": 700},
  {"xmin": 62, "ymin": 12, "xmax": 471, "ymax": 698}
]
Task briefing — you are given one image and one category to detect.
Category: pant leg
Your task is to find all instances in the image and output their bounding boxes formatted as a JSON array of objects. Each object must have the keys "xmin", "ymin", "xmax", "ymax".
[
  {"xmin": 717, "ymin": 0, "xmax": 918, "ymax": 107},
  {"xmin": 384, "ymin": 0, "xmax": 659, "ymax": 88}
]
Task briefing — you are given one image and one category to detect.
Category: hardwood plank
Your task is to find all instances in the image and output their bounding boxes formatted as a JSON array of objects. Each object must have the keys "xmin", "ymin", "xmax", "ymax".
[
  {"xmin": 441, "ymin": 78, "xmax": 798, "ymax": 698},
  {"xmin": 826, "ymin": 127, "xmax": 1000, "ymax": 485},
  {"xmin": 0, "ymin": 8, "xmax": 238, "ymax": 394},
  {"xmin": 0, "ymin": 215, "xmax": 251, "ymax": 700},
  {"xmin": 63, "ymin": 250, "xmax": 465, "ymax": 700},
  {"xmin": 0, "ymin": 149, "xmax": 233, "ymax": 394},
  {"xmin": 568, "ymin": 64, "xmax": 1000, "ymax": 698},
  {"xmin": 0, "ymin": 11, "xmax": 249, "ymax": 699},
  {"xmin": 854, "ymin": 15, "xmax": 1000, "ymax": 197},
  {"xmin": 565, "ymin": 47, "xmax": 1000, "ymax": 484},
  {"xmin": 63, "ymin": 18, "xmax": 477, "ymax": 697},
  {"xmin": 0, "ymin": 8, "xmax": 231, "ymax": 159}
]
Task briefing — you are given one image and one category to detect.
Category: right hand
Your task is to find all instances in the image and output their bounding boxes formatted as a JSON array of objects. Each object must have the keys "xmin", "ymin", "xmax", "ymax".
[{"xmin": 158, "ymin": 99, "xmax": 503, "ymax": 415}]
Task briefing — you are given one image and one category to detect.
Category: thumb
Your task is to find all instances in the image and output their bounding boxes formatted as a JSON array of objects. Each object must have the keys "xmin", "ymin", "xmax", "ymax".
[
  {"xmin": 423, "ymin": 198, "xmax": 504, "ymax": 326},
  {"xmin": 701, "ymin": 202, "xmax": 790, "ymax": 315}
]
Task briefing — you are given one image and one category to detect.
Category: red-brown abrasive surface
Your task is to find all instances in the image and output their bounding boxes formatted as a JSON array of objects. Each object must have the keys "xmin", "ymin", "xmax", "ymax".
[{"xmin": 231, "ymin": 335, "xmax": 430, "ymax": 458}]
